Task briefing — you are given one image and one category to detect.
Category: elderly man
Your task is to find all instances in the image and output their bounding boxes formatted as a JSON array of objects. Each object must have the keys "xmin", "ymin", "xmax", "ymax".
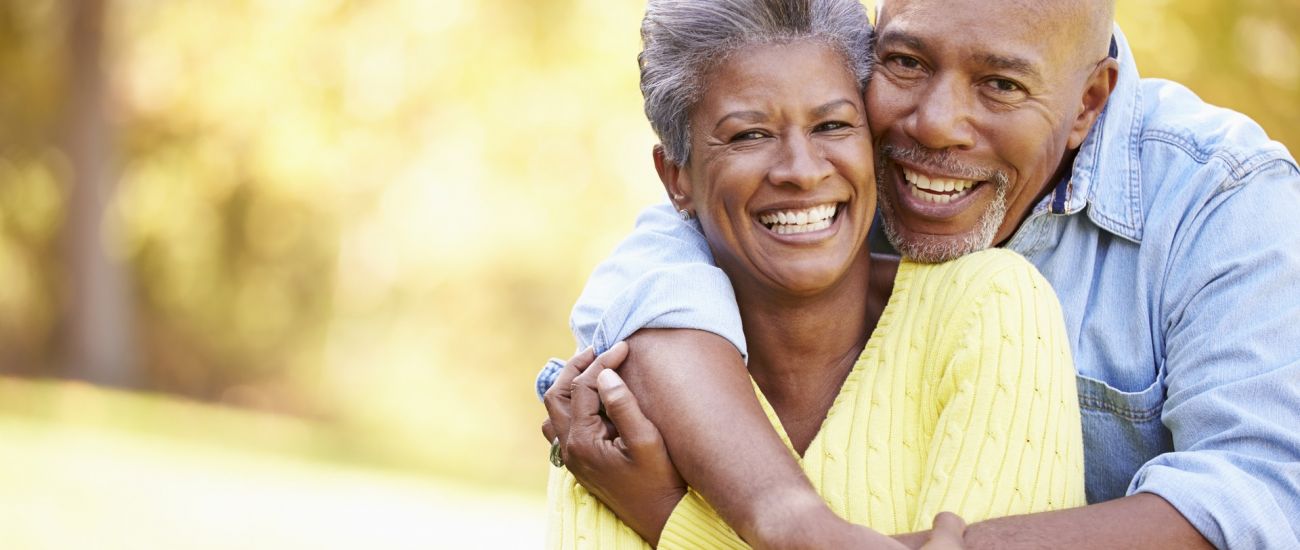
[{"xmin": 539, "ymin": 0, "xmax": 1300, "ymax": 547}]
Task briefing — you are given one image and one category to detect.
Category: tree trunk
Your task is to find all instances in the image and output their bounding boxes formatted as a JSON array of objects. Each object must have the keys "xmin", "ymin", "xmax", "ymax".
[{"xmin": 61, "ymin": 0, "xmax": 134, "ymax": 386}]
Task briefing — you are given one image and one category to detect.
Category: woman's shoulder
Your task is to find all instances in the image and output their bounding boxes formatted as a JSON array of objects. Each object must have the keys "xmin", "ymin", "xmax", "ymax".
[{"xmin": 901, "ymin": 248, "xmax": 1056, "ymax": 311}]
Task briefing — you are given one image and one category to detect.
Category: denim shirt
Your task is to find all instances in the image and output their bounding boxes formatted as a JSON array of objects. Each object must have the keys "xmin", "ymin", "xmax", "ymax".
[{"xmin": 537, "ymin": 28, "xmax": 1300, "ymax": 549}]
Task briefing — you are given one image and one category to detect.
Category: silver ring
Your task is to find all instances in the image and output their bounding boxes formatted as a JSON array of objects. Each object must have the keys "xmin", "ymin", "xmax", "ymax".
[{"xmin": 549, "ymin": 436, "xmax": 564, "ymax": 468}]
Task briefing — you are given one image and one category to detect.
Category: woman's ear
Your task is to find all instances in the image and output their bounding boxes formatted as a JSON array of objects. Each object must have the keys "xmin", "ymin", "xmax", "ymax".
[{"xmin": 653, "ymin": 145, "xmax": 693, "ymax": 214}]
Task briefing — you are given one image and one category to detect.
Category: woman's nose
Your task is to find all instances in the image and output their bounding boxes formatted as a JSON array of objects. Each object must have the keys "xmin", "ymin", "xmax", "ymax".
[{"xmin": 768, "ymin": 135, "xmax": 833, "ymax": 189}]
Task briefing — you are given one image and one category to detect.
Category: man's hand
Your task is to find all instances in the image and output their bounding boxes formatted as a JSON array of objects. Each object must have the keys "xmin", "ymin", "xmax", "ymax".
[{"xmin": 919, "ymin": 512, "xmax": 967, "ymax": 550}]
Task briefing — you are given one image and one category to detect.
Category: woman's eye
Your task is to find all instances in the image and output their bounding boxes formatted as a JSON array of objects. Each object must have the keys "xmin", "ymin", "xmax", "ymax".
[{"xmin": 731, "ymin": 130, "xmax": 767, "ymax": 142}]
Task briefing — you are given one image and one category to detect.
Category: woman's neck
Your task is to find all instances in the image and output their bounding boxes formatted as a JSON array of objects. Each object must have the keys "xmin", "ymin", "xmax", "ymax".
[{"xmin": 730, "ymin": 250, "xmax": 881, "ymax": 453}]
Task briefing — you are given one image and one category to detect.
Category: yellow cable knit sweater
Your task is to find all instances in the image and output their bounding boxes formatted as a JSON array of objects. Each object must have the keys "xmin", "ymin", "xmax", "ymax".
[{"xmin": 547, "ymin": 249, "xmax": 1086, "ymax": 549}]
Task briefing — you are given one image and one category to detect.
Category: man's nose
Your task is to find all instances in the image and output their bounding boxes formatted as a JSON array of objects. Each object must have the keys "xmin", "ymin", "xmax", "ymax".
[
  {"xmin": 768, "ymin": 134, "xmax": 833, "ymax": 189},
  {"xmin": 907, "ymin": 76, "xmax": 977, "ymax": 151}
]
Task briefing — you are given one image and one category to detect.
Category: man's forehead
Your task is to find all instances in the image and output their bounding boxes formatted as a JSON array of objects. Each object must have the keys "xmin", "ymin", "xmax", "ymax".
[
  {"xmin": 876, "ymin": 0, "xmax": 1082, "ymax": 72},
  {"xmin": 879, "ymin": 0, "xmax": 1075, "ymax": 19}
]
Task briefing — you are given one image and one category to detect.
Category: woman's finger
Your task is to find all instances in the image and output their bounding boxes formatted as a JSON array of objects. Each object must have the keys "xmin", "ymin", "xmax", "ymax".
[
  {"xmin": 548, "ymin": 347, "xmax": 597, "ymax": 401},
  {"xmin": 573, "ymin": 341, "xmax": 629, "ymax": 391},
  {"xmin": 541, "ymin": 418, "xmax": 556, "ymax": 443},
  {"xmin": 542, "ymin": 347, "xmax": 597, "ymax": 445},
  {"xmin": 595, "ymin": 369, "xmax": 664, "ymax": 459},
  {"xmin": 565, "ymin": 376, "xmax": 613, "ymax": 468}
]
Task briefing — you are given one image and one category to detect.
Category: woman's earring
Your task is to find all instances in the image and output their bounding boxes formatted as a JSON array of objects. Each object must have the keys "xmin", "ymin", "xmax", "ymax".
[{"xmin": 678, "ymin": 209, "xmax": 694, "ymax": 221}]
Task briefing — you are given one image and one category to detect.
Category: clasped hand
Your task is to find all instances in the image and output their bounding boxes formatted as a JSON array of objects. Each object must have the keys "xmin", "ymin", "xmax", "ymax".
[
  {"xmin": 541, "ymin": 342, "xmax": 687, "ymax": 545},
  {"xmin": 540, "ymin": 343, "xmax": 968, "ymax": 549}
]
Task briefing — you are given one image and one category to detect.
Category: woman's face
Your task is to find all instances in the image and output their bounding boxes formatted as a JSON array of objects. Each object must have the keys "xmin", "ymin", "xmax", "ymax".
[{"xmin": 668, "ymin": 40, "xmax": 876, "ymax": 297}]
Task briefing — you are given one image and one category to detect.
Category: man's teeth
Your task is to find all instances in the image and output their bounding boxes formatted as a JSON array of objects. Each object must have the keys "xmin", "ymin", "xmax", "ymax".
[
  {"xmin": 758, "ymin": 203, "xmax": 837, "ymax": 234},
  {"xmin": 902, "ymin": 168, "xmax": 977, "ymax": 204}
]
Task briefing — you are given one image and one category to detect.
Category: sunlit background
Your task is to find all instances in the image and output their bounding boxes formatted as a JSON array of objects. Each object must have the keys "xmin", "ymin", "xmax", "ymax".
[{"xmin": 0, "ymin": 0, "xmax": 1296, "ymax": 547}]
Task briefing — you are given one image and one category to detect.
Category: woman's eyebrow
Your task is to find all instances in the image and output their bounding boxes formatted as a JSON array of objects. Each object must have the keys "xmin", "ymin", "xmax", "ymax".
[
  {"xmin": 813, "ymin": 99, "xmax": 858, "ymax": 118},
  {"xmin": 714, "ymin": 110, "xmax": 767, "ymax": 131}
]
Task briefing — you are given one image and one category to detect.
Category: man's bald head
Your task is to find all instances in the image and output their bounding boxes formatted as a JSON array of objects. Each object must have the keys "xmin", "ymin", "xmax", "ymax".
[
  {"xmin": 1053, "ymin": 0, "xmax": 1116, "ymax": 63},
  {"xmin": 878, "ymin": 0, "xmax": 1115, "ymax": 67}
]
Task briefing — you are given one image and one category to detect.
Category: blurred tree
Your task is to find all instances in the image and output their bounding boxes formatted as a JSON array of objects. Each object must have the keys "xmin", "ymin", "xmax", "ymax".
[{"xmin": 61, "ymin": 0, "xmax": 135, "ymax": 386}]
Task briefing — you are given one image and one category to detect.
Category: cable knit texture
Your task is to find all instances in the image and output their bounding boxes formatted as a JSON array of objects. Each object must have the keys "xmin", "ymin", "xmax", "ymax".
[{"xmin": 547, "ymin": 249, "xmax": 1086, "ymax": 549}]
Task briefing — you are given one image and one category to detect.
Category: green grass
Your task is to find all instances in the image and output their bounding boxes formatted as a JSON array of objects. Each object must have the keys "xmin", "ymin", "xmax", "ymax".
[{"xmin": 0, "ymin": 378, "xmax": 545, "ymax": 549}]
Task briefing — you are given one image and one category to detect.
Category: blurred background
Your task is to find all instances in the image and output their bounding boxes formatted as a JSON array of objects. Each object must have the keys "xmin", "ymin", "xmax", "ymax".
[{"xmin": 0, "ymin": 0, "xmax": 1295, "ymax": 547}]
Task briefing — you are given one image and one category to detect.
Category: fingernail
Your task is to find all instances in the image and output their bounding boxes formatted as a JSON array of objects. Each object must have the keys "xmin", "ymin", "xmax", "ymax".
[{"xmin": 597, "ymin": 369, "xmax": 623, "ymax": 390}]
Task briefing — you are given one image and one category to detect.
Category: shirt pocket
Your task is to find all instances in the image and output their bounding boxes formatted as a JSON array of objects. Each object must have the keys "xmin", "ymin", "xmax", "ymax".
[{"xmin": 1074, "ymin": 372, "xmax": 1173, "ymax": 504}]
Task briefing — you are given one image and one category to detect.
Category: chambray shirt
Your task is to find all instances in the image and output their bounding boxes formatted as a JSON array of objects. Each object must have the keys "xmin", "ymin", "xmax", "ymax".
[{"xmin": 537, "ymin": 28, "xmax": 1300, "ymax": 549}]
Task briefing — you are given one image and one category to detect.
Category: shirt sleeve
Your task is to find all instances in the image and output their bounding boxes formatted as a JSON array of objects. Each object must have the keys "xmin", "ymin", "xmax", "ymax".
[
  {"xmin": 912, "ymin": 251, "xmax": 1087, "ymax": 528},
  {"xmin": 535, "ymin": 203, "xmax": 748, "ymax": 399},
  {"xmin": 545, "ymin": 465, "xmax": 650, "ymax": 549},
  {"xmin": 1130, "ymin": 163, "xmax": 1300, "ymax": 549},
  {"xmin": 658, "ymin": 489, "xmax": 750, "ymax": 550}
]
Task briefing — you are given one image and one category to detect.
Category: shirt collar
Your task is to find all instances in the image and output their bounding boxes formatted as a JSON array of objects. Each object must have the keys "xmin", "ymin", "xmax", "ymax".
[{"xmin": 1052, "ymin": 25, "xmax": 1145, "ymax": 243}]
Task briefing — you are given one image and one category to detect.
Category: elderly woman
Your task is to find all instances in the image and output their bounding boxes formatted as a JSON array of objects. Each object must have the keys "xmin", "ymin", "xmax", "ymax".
[{"xmin": 542, "ymin": 0, "xmax": 1085, "ymax": 547}]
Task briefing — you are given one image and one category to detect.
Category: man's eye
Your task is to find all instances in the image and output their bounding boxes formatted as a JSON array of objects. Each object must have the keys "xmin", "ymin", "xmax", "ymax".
[
  {"xmin": 732, "ymin": 130, "xmax": 767, "ymax": 142},
  {"xmin": 988, "ymin": 78, "xmax": 1022, "ymax": 93},
  {"xmin": 889, "ymin": 55, "xmax": 923, "ymax": 71}
]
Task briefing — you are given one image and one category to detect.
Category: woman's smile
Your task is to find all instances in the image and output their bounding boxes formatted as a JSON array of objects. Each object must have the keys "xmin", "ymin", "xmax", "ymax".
[
  {"xmin": 754, "ymin": 201, "xmax": 844, "ymax": 242},
  {"xmin": 660, "ymin": 39, "xmax": 877, "ymax": 298}
]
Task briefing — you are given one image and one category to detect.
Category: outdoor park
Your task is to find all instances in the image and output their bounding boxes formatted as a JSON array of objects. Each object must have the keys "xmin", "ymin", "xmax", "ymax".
[{"xmin": 0, "ymin": 0, "xmax": 1296, "ymax": 547}]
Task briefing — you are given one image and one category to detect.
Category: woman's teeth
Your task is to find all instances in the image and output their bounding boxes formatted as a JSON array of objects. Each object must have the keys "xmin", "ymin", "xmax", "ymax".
[
  {"xmin": 902, "ymin": 168, "xmax": 977, "ymax": 204},
  {"xmin": 759, "ymin": 203, "xmax": 837, "ymax": 235}
]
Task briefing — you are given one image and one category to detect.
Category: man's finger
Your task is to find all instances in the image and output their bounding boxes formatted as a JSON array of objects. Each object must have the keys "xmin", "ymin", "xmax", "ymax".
[
  {"xmin": 922, "ymin": 512, "xmax": 967, "ymax": 549},
  {"xmin": 596, "ymin": 369, "xmax": 663, "ymax": 458}
]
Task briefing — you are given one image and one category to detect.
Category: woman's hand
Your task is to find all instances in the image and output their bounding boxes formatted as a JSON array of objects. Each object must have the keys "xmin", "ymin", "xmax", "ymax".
[{"xmin": 542, "ymin": 343, "xmax": 687, "ymax": 546}]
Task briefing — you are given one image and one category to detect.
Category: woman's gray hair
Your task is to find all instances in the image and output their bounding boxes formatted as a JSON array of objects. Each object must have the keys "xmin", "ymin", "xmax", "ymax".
[{"xmin": 639, "ymin": 0, "xmax": 874, "ymax": 165}]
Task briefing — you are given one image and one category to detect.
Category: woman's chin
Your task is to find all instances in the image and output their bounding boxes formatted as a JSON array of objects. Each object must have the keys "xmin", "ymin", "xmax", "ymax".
[{"xmin": 759, "ymin": 260, "xmax": 860, "ymax": 297}]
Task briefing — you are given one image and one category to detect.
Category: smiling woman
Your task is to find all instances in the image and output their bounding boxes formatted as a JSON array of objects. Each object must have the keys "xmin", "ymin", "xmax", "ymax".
[
  {"xmin": 541, "ymin": 0, "xmax": 1086, "ymax": 548},
  {"xmin": 659, "ymin": 39, "xmax": 876, "ymax": 303}
]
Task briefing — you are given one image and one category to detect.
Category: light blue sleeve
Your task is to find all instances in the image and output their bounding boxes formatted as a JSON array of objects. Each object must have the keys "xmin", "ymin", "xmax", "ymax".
[
  {"xmin": 535, "ymin": 203, "xmax": 747, "ymax": 400},
  {"xmin": 1128, "ymin": 162, "xmax": 1300, "ymax": 549}
]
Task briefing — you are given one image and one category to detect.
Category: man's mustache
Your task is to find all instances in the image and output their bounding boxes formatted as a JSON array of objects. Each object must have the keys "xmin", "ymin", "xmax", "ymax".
[{"xmin": 880, "ymin": 144, "xmax": 1009, "ymax": 187}]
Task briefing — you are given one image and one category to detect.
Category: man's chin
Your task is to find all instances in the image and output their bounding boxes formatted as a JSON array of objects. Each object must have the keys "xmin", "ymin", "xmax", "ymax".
[
  {"xmin": 876, "ymin": 173, "xmax": 1009, "ymax": 264},
  {"xmin": 884, "ymin": 226, "xmax": 992, "ymax": 264}
]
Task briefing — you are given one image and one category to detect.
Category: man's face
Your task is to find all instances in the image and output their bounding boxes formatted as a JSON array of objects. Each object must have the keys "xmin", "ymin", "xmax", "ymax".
[{"xmin": 867, "ymin": 0, "xmax": 1099, "ymax": 262}]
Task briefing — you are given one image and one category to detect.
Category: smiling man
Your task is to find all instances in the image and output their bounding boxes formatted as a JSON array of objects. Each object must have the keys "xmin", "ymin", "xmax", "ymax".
[{"xmin": 538, "ymin": 0, "xmax": 1300, "ymax": 547}]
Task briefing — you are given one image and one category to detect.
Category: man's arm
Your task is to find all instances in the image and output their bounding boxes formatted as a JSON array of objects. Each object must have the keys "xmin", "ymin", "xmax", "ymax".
[
  {"xmin": 905, "ymin": 164, "xmax": 1300, "ymax": 549},
  {"xmin": 895, "ymin": 494, "xmax": 1209, "ymax": 549},
  {"xmin": 620, "ymin": 329, "xmax": 873, "ymax": 548}
]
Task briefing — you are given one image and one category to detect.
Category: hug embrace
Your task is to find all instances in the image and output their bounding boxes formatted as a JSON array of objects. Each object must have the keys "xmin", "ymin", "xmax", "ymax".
[{"xmin": 538, "ymin": 0, "xmax": 1300, "ymax": 548}]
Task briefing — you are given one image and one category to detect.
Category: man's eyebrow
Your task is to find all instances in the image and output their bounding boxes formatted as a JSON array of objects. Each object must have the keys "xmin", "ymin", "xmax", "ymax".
[
  {"xmin": 979, "ymin": 53, "xmax": 1044, "ymax": 82},
  {"xmin": 813, "ymin": 99, "xmax": 858, "ymax": 118},
  {"xmin": 714, "ymin": 110, "xmax": 767, "ymax": 131},
  {"xmin": 875, "ymin": 29, "xmax": 925, "ymax": 52}
]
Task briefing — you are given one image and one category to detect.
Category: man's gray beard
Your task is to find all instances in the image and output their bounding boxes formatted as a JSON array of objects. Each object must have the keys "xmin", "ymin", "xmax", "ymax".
[{"xmin": 875, "ymin": 152, "xmax": 1009, "ymax": 264}]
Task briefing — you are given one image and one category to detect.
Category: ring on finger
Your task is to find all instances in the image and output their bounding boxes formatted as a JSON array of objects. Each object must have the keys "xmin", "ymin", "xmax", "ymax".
[{"xmin": 549, "ymin": 436, "xmax": 564, "ymax": 468}]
